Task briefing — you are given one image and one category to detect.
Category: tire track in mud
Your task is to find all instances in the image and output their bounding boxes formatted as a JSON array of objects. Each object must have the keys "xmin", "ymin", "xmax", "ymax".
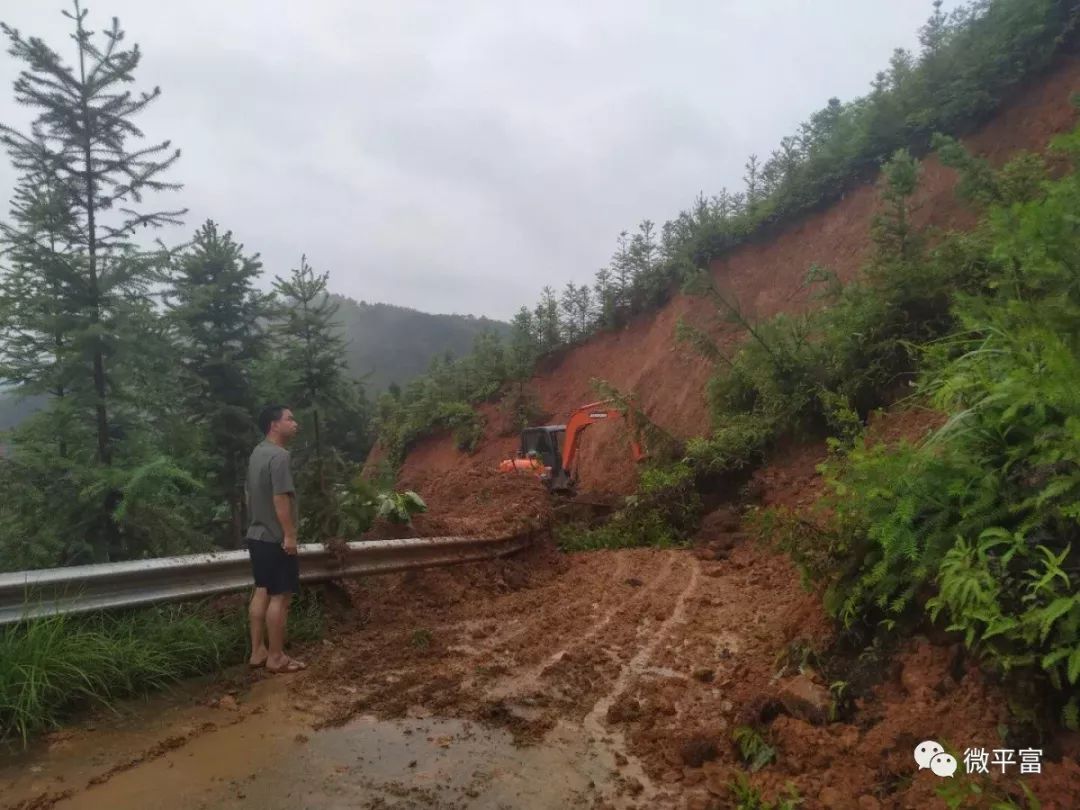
[
  {"xmin": 297, "ymin": 549, "xmax": 651, "ymax": 731},
  {"xmin": 456, "ymin": 551, "xmax": 632, "ymax": 661},
  {"xmin": 307, "ymin": 550, "xmax": 697, "ymax": 741},
  {"xmin": 578, "ymin": 556, "xmax": 702, "ymax": 807},
  {"xmin": 485, "ymin": 552, "xmax": 697, "ymax": 732},
  {"xmin": 584, "ymin": 557, "xmax": 701, "ymax": 730},
  {"xmin": 484, "ymin": 552, "xmax": 676, "ymax": 700}
]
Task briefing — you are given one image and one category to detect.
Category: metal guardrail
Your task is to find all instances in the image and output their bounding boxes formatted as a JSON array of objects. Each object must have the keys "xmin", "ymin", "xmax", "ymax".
[{"xmin": 0, "ymin": 533, "xmax": 533, "ymax": 625}]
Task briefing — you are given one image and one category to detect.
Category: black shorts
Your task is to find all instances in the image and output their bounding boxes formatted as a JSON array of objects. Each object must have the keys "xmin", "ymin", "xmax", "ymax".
[{"xmin": 247, "ymin": 539, "xmax": 300, "ymax": 595}]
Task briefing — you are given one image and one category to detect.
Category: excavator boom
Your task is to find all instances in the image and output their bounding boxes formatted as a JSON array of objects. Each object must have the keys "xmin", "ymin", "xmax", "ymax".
[{"xmin": 560, "ymin": 400, "xmax": 645, "ymax": 475}]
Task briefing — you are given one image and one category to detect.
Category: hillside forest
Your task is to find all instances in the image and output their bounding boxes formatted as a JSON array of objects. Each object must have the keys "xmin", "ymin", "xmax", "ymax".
[{"xmin": 0, "ymin": 0, "xmax": 1076, "ymax": 573}]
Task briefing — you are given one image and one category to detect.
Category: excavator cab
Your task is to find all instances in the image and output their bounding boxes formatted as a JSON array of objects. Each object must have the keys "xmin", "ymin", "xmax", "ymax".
[{"xmin": 519, "ymin": 425, "xmax": 569, "ymax": 490}]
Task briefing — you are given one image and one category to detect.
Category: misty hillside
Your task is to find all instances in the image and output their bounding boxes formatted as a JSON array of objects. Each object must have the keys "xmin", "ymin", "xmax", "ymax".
[
  {"xmin": 331, "ymin": 296, "xmax": 510, "ymax": 393},
  {"xmin": 0, "ymin": 393, "xmax": 44, "ymax": 432},
  {"xmin": 0, "ymin": 301, "xmax": 507, "ymax": 433}
]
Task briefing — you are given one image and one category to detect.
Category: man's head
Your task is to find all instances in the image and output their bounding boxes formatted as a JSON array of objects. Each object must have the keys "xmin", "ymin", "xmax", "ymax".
[{"xmin": 258, "ymin": 404, "xmax": 299, "ymax": 444}]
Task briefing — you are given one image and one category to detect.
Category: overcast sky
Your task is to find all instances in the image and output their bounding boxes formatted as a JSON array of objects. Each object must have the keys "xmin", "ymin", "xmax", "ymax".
[{"xmin": 0, "ymin": 1, "xmax": 962, "ymax": 321}]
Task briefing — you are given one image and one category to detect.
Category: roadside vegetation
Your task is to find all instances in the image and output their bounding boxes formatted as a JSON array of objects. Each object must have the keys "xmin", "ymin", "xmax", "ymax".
[
  {"xmin": 568, "ymin": 104, "xmax": 1080, "ymax": 763},
  {"xmin": 0, "ymin": 595, "xmax": 323, "ymax": 745},
  {"xmin": 682, "ymin": 118, "xmax": 1080, "ymax": 759}
]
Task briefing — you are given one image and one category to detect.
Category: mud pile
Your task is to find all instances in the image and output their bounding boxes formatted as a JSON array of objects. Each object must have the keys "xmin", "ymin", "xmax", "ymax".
[{"xmin": 377, "ymin": 465, "xmax": 553, "ymax": 540}]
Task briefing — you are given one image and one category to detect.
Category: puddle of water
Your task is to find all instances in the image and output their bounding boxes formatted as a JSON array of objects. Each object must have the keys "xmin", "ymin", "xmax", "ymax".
[
  {"xmin": 247, "ymin": 715, "xmax": 608, "ymax": 809},
  {"xmin": 0, "ymin": 677, "xmax": 243, "ymax": 804},
  {"xmin": 1, "ymin": 678, "xmax": 615, "ymax": 810}
]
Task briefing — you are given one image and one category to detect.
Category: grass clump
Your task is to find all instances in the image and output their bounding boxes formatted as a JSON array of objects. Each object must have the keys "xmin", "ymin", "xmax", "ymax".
[
  {"xmin": 0, "ymin": 593, "xmax": 323, "ymax": 745},
  {"xmin": 410, "ymin": 628, "xmax": 433, "ymax": 649},
  {"xmin": 728, "ymin": 774, "xmax": 802, "ymax": 810}
]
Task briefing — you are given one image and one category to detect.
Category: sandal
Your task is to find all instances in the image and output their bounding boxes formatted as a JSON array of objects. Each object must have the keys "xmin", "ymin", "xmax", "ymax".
[{"xmin": 267, "ymin": 657, "xmax": 307, "ymax": 674}]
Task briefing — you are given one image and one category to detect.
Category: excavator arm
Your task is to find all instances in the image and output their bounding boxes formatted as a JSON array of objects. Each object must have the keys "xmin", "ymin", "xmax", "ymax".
[{"xmin": 560, "ymin": 400, "xmax": 645, "ymax": 487}]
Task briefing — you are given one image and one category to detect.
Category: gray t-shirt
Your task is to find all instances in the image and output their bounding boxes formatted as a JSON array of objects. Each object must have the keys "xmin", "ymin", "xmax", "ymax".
[{"xmin": 244, "ymin": 440, "xmax": 297, "ymax": 543}]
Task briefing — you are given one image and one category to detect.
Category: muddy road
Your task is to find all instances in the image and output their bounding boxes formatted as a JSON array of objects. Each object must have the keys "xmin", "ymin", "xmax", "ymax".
[
  {"xmin": 3, "ymin": 536, "xmax": 1078, "ymax": 809},
  {"xmin": 2, "ymin": 546, "xmax": 712, "ymax": 809}
]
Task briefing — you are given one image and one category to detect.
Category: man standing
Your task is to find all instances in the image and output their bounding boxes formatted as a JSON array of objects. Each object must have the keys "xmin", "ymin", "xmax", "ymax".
[{"xmin": 245, "ymin": 404, "xmax": 306, "ymax": 673}]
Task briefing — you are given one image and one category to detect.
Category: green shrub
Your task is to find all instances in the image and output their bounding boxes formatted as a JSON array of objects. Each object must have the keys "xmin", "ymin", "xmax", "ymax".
[
  {"xmin": 817, "ymin": 129, "xmax": 1080, "ymax": 724},
  {"xmin": 376, "ymin": 490, "xmax": 427, "ymax": 524},
  {"xmin": 557, "ymin": 461, "xmax": 701, "ymax": 552},
  {"xmin": 335, "ymin": 473, "xmax": 428, "ymax": 536},
  {"xmin": 732, "ymin": 725, "xmax": 777, "ymax": 772},
  {"xmin": 684, "ymin": 413, "xmax": 777, "ymax": 476}
]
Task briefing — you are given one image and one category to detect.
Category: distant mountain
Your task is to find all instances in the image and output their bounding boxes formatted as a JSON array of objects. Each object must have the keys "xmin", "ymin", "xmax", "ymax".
[
  {"xmin": 0, "ymin": 392, "xmax": 45, "ymax": 432},
  {"xmin": 0, "ymin": 301, "xmax": 508, "ymax": 433},
  {"xmin": 330, "ymin": 296, "xmax": 511, "ymax": 394}
]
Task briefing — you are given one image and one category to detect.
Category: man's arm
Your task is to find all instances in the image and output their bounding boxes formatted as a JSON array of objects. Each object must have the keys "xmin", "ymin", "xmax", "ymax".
[
  {"xmin": 269, "ymin": 452, "xmax": 298, "ymax": 554},
  {"xmin": 274, "ymin": 494, "xmax": 298, "ymax": 554}
]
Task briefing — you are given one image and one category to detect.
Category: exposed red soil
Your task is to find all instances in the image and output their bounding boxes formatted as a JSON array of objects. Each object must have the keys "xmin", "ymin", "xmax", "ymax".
[
  {"xmin": 749, "ymin": 439, "xmax": 831, "ymax": 513},
  {"xmin": 865, "ymin": 405, "xmax": 948, "ymax": 447},
  {"xmin": 383, "ymin": 464, "xmax": 552, "ymax": 540},
  {"xmin": 380, "ymin": 56, "xmax": 1080, "ymax": 496}
]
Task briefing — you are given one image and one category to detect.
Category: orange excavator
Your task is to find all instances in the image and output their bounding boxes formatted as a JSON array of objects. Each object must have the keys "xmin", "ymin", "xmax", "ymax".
[{"xmin": 498, "ymin": 399, "xmax": 646, "ymax": 492}]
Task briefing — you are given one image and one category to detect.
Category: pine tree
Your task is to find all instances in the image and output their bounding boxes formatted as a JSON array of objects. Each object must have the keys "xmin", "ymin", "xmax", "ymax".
[
  {"xmin": 919, "ymin": 0, "xmax": 950, "ymax": 56},
  {"xmin": 593, "ymin": 267, "xmax": 617, "ymax": 330},
  {"xmin": 743, "ymin": 154, "xmax": 761, "ymax": 214},
  {"xmin": 166, "ymin": 221, "xmax": 265, "ymax": 546},
  {"xmin": 271, "ymin": 255, "xmax": 347, "ymax": 485},
  {"xmin": 0, "ymin": 2, "xmax": 185, "ymax": 466},
  {"xmin": 535, "ymin": 285, "xmax": 561, "ymax": 352},
  {"xmin": 468, "ymin": 330, "xmax": 506, "ymax": 398},
  {"xmin": 0, "ymin": 151, "xmax": 81, "ymax": 455},
  {"xmin": 871, "ymin": 149, "xmax": 922, "ymax": 266},
  {"xmin": 628, "ymin": 220, "xmax": 659, "ymax": 310},
  {"xmin": 611, "ymin": 231, "xmax": 633, "ymax": 314},
  {"xmin": 507, "ymin": 307, "xmax": 538, "ymax": 381},
  {"xmin": 559, "ymin": 282, "xmax": 579, "ymax": 342},
  {"xmin": 575, "ymin": 283, "xmax": 593, "ymax": 337},
  {"xmin": 777, "ymin": 136, "xmax": 802, "ymax": 187}
]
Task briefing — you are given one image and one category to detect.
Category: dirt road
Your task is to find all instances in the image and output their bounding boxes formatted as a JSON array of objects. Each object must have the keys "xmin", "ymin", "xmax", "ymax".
[
  {"xmin": 3, "ymin": 536, "xmax": 1078, "ymax": 810},
  {"xmin": 0, "ymin": 545, "xmax": 761, "ymax": 809}
]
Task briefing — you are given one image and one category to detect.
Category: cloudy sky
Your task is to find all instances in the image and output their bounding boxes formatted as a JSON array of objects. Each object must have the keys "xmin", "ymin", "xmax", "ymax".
[{"xmin": 0, "ymin": 1, "xmax": 961, "ymax": 321}]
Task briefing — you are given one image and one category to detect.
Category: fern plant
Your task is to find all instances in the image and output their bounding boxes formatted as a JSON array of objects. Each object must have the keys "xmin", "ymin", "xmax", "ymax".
[{"xmin": 821, "ymin": 127, "xmax": 1080, "ymax": 725}]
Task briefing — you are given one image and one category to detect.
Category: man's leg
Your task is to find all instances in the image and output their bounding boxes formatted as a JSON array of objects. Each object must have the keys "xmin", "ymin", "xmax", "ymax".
[
  {"xmin": 266, "ymin": 546, "xmax": 305, "ymax": 673},
  {"xmin": 248, "ymin": 587, "xmax": 270, "ymax": 666},
  {"xmin": 266, "ymin": 593, "xmax": 292, "ymax": 670}
]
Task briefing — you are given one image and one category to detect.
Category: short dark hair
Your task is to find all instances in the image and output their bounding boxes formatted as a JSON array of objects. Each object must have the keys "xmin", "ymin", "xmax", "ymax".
[{"xmin": 258, "ymin": 404, "xmax": 288, "ymax": 436}]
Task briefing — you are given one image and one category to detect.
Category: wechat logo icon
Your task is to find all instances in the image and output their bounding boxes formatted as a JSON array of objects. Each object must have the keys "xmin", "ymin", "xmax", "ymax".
[{"xmin": 914, "ymin": 741, "xmax": 957, "ymax": 777}]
